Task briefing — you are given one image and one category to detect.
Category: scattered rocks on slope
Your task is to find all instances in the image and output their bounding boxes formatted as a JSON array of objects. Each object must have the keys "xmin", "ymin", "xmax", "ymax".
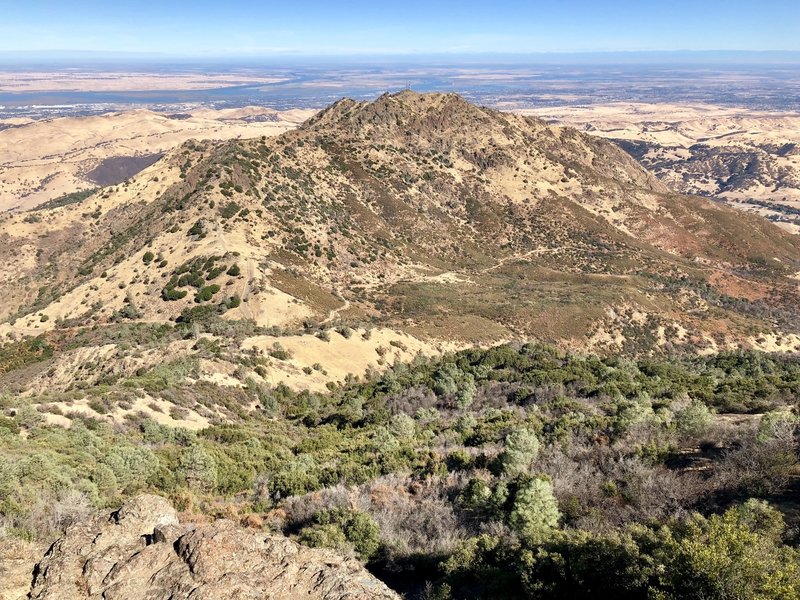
[{"xmin": 23, "ymin": 494, "xmax": 399, "ymax": 600}]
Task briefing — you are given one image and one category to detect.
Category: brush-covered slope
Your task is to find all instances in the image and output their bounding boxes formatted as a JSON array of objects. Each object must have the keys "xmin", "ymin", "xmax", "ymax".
[
  {"xmin": 521, "ymin": 102, "xmax": 800, "ymax": 234},
  {"xmin": 1, "ymin": 91, "xmax": 800, "ymax": 400}
]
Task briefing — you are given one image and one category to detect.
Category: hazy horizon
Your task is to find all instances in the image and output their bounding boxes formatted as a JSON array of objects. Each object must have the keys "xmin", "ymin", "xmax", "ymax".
[{"xmin": 1, "ymin": 49, "xmax": 800, "ymax": 67}]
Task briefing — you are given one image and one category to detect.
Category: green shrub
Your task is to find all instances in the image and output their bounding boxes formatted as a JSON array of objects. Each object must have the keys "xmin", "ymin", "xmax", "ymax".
[
  {"xmin": 0, "ymin": 457, "xmax": 19, "ymax": 498},
  {"xmin": 194, "ymin": 284, "xmax": 221, "ymax": 303},
  {"xmin": 102, "ymin": 445, "xmax": 159, "ymax": 493},
  {"xmin": 509, "ymin": 477, "xmax": 560, "ymax": 537},
  {"xmin": 674, "ymin": 402, "xmax": 713, "ymax": 438},
  {"xmin": 220, "ymin": 202, "xmax": 241, "ymax": 219},
  {"xmin": 14, "ymin": 405, "xmax": 45, "ymax": 428},
  {"xmin": 269, "ymin": 345, "xmax": 291, "ymax": 361},
  {"xmin": 500, "ymin": 429, "xmax": 540, "ymax": 476},
  {"xmin": 270, "ymin": 455, "xmax": 321, "ymax": 497},
  {"xmin": 162, "ymin": 285, "xmax": 188, "ymax": 301},
  {"xmin": 662, "ymin": 504, "xmax": 800, "ymax": 600},
  {"xmin": 0, "ymin": 416, "xmax": 20, "ymax": 434},
  {"xmin": 205, "ymin": 266, "xmax": 226, "ymax": 280},
  {"xmin": 187, "ymin": 221, "xmax": 205, "ymax": 237},
  {"xmin": 178, "ymin": 444, "xmax": 218, "ymax": 491},
  {"xmin": 299, "ymin": 508, "xmax": 381, "ymax": 561}
]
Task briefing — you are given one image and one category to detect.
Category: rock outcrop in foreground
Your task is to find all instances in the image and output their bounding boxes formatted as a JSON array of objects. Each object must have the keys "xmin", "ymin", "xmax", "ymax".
[{"xmin": 24, "ymin": 495, "xmax": 399, "ymax": 600}]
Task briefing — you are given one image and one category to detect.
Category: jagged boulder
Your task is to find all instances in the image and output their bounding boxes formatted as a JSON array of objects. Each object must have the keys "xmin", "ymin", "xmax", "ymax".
[{"xmin": 24, "ymin": 494, "xmax": 399, "ymax": 600}]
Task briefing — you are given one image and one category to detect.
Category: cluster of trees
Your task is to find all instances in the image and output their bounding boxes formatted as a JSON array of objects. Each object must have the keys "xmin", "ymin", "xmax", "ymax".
[
  {"xmin": 439, "ymin": 499, "xmax": 800, "ymax": 599},
  {"xmin": 1, "ymin": 343, "xmax": 799, "ymax": 598}
]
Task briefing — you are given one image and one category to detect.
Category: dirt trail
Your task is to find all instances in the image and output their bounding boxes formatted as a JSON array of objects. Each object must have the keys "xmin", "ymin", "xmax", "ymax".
[
  {"xmin": 214, "ymin": 219, "xmax": 229, "ymax": 253},
  {"xmin": 322, "ymin": 297, "xmax": 351, "ymax": 324},
  {"xmin": 239, "ymin": 260, "xmax": 257, "ymax": 321},
  {"xmin": 213, "ymin": 219, "xmax": 254, "ymax": 321},
  {"xmin": 479, "ymin": 249, "xmax": 540, "ymax": 274}
]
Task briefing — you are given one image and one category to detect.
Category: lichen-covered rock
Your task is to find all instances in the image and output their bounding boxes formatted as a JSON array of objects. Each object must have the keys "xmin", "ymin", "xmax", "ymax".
[
  {"xmin": 24, "ymin": 494, "xmax": 399, "ymax": 600},
  {"xmin": 0, "ymin": 538, "xmax": 45, "ymax": 600}
]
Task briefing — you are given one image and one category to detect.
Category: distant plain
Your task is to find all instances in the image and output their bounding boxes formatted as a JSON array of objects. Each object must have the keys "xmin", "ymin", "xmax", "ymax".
[{"xmin": 1, "ymin": 62, "xmax": 799, "ymax": 119}]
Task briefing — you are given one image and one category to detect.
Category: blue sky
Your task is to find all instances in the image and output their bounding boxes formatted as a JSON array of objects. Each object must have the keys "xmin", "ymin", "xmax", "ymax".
[{"xmin": 2, "ymin": 0, "xmax": 799, "ymax": 56}]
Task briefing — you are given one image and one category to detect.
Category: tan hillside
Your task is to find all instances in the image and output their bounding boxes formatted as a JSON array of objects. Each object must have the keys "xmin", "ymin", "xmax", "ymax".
[
  {"xmin": 519, "ymin": 102, "xmax": 800, "ymax": 234},
  {"xmin": 1, "ymin": 91, "xmax": 800, "ymax": 408},
  {"xmin": 0, "ymin": 106, "xmax": 316, "ymax": 211}
]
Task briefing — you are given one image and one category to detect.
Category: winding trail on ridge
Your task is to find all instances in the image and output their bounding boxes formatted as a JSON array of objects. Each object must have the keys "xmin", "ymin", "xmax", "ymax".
[{"xmin": 322, "ymin": 297, "xmax": 351, "ymax": 325}]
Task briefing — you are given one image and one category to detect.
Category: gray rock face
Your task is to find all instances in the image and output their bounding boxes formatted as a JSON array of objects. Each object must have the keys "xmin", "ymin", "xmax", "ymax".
[{"xmin": 25, "ymin": 495, "xmax": 399, "ymax": 600}]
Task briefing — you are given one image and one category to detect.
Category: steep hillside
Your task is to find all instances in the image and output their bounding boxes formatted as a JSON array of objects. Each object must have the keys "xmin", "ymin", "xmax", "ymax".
[
  {"xmin": 1, "ymin": 91, "xmax": 800, "ymax": 404},
  {"xmin": 521, "ymin": 103, "xmax": 800, "ymax": 234}
]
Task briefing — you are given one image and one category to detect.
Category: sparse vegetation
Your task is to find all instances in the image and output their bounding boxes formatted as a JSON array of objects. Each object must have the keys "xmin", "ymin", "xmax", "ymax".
[{"xmin": 33, "ymin": 188, "xmax": 99, "ymax": 211}]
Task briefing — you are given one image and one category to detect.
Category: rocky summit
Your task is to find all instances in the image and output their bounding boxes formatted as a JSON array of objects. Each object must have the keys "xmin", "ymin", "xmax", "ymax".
[{"xmin": 11, "ymin": 494, "xmax": 398, "ymax": 600}]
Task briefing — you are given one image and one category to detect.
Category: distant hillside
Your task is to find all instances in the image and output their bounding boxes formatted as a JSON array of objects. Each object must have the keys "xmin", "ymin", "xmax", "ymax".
[
  {"xmin": 520, "ymin": 103, "xmax": 800, "ymax": 234},
  {"xmin": 0, "ymin": 106, "xmax": 314, "ymax": 211}
]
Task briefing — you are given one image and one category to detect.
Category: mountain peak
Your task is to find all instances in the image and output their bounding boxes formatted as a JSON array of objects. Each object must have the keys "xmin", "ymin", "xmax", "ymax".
[
  {"xmin": 304, "ymin": 90, "xmax": 491, "ymax": 137},
  {"xmin": 2, "ymin": 93, "xmax": 799, "ymax": 373}
]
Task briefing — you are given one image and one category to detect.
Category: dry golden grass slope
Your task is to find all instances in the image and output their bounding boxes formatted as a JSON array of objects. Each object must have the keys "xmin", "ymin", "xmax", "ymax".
[
  {"xmin": 519, "ymin": 103, "xmax": 800, "ymax": 233},
  {"xmin": 1, "ymin": 91, "xmax": 800, "ymax": 404},
  {"xmin": 0, "ymin": 106, "xmax": 316, "ymax": 211}
]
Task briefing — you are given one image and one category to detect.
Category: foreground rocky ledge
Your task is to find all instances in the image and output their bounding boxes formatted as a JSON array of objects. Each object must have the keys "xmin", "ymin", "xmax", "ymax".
[{"xmin": 18, "ymin": 495, "xmax": 399, "ymax": 600}]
